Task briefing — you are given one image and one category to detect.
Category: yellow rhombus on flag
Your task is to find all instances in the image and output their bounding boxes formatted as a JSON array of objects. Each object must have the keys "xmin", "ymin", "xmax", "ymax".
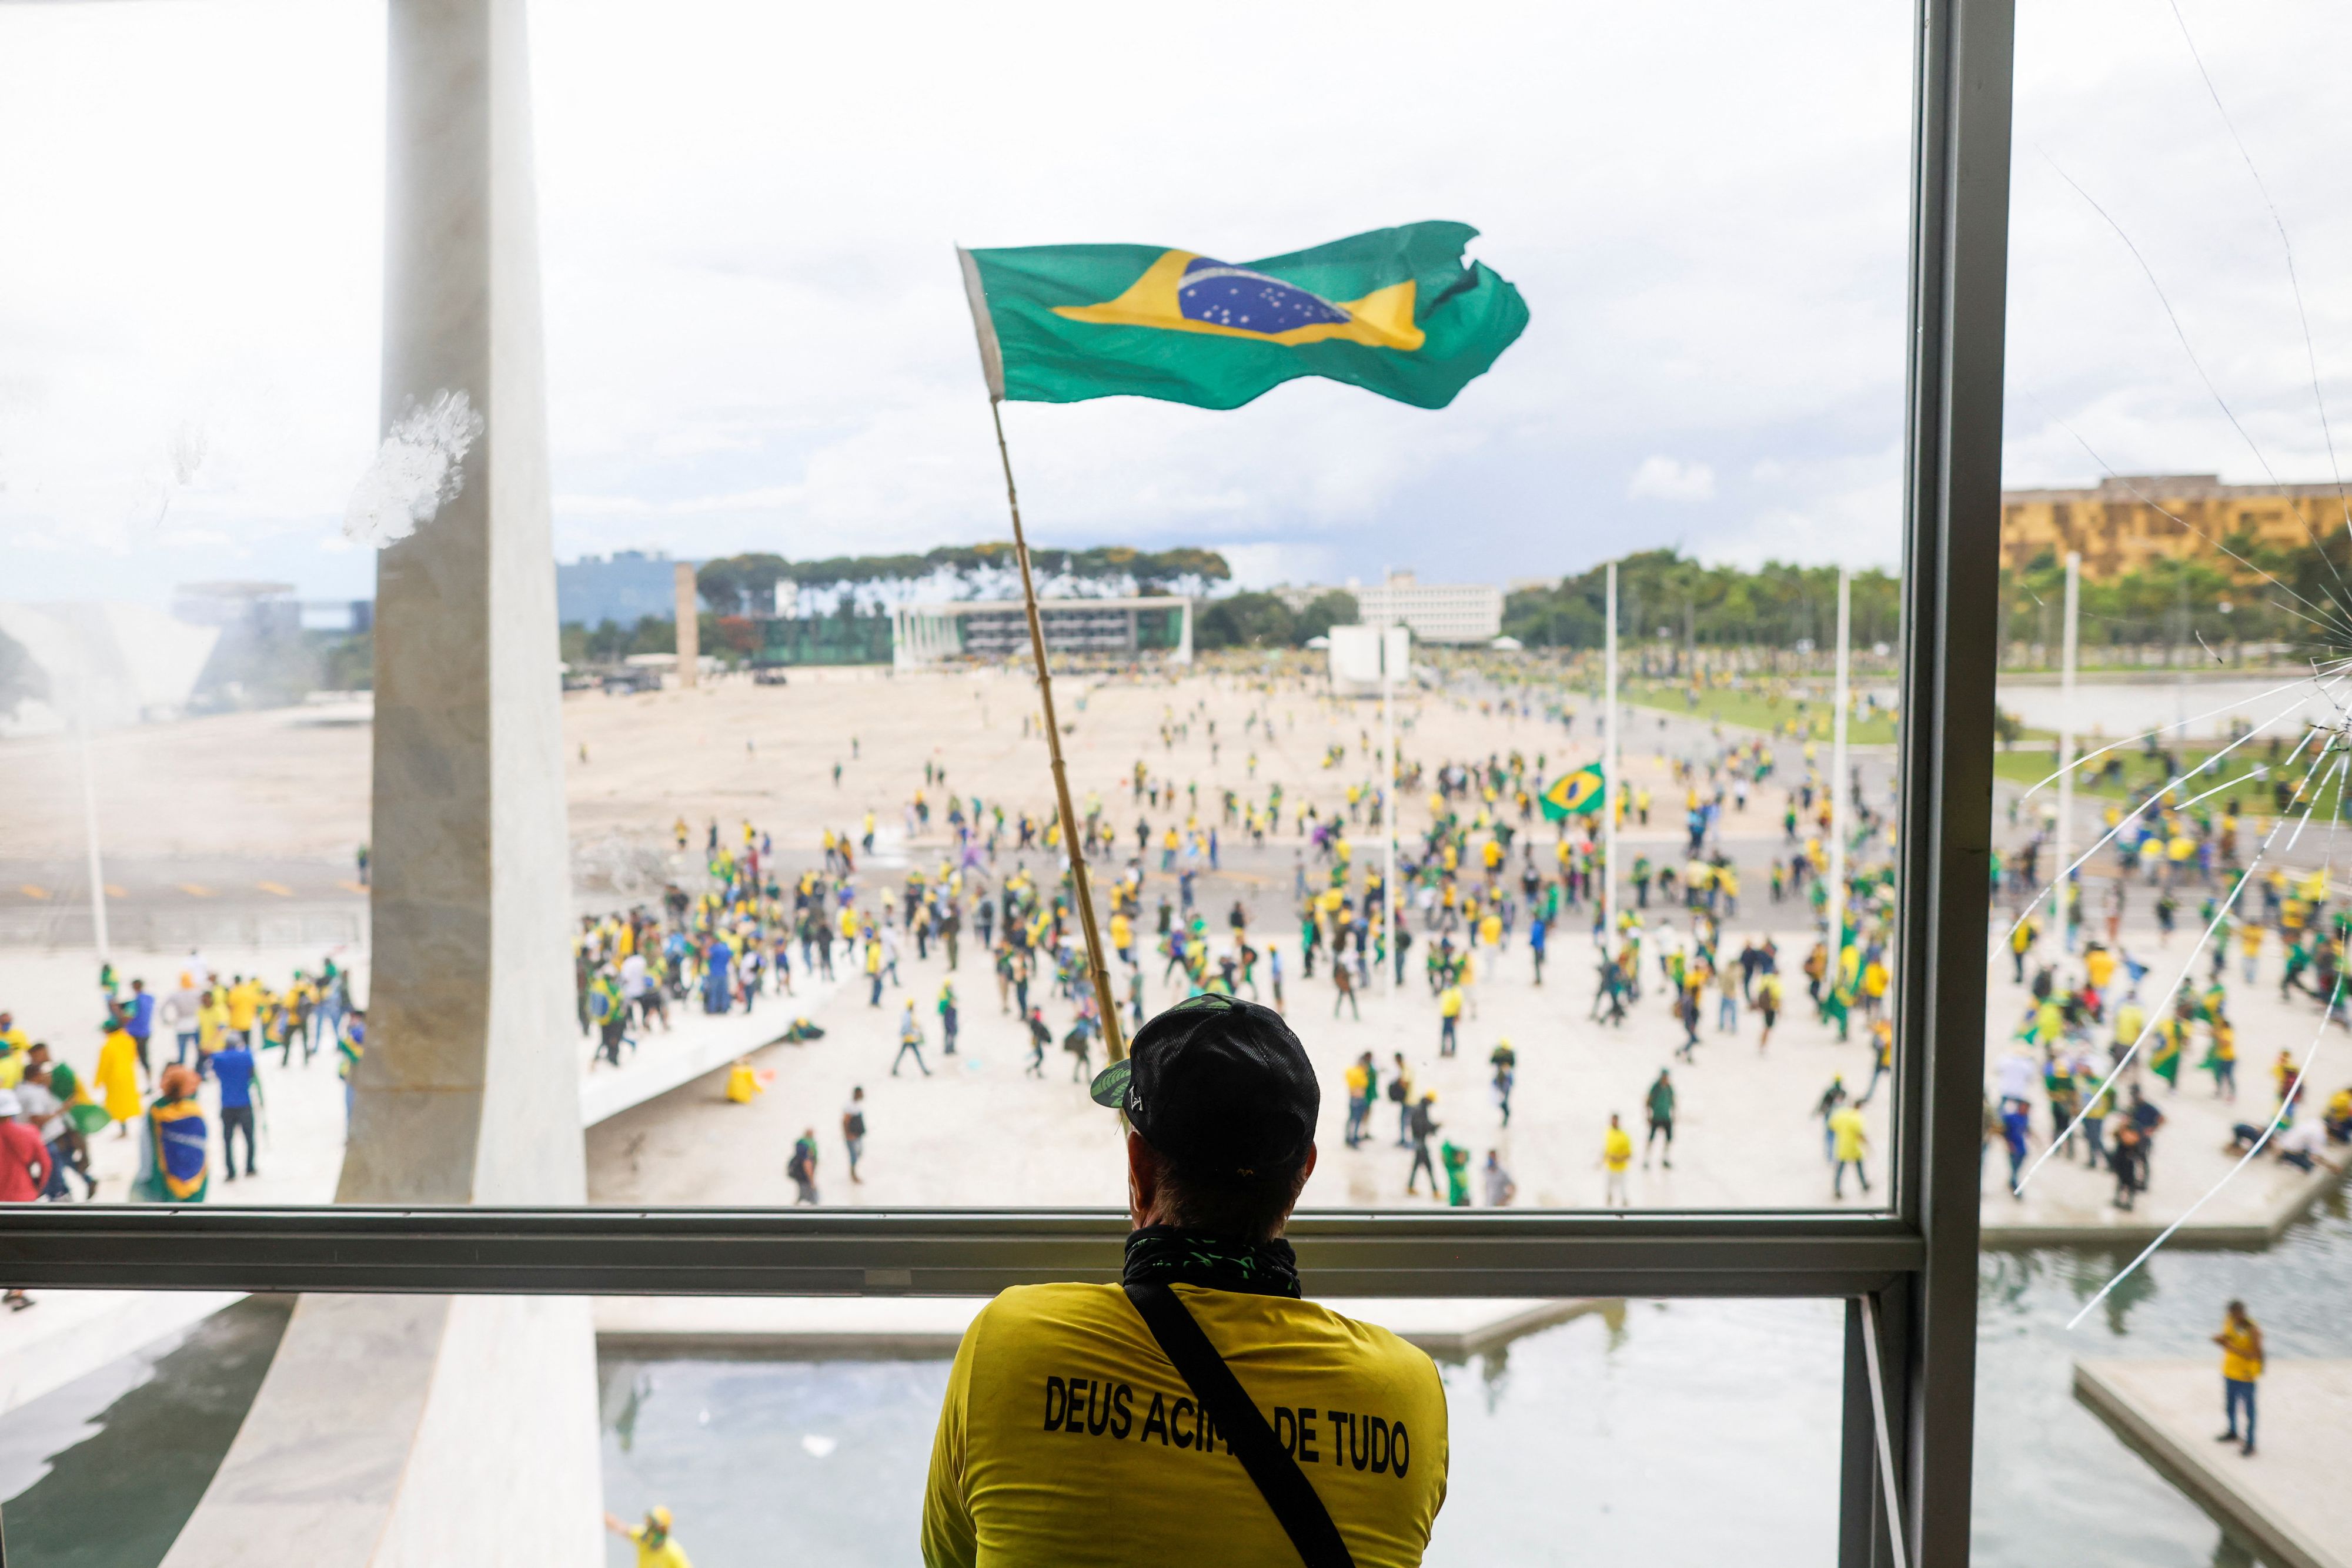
[{"xmin": 1542, "ymin": 765, "xmax": 1605, "ymax": 821}]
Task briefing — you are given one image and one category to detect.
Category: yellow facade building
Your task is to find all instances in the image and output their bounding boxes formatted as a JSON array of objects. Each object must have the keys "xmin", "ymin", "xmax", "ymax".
[{"xmin": 2000, "ymin": 474, "xmax": 2347, "ymax": 578}]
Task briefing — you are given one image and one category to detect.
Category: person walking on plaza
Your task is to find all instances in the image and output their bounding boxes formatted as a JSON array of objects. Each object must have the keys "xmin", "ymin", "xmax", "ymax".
[
  {"xmin": 0, "ymin": 1089, "xmax": 50, "ymax": 1309},
  {"xmin": 2213, "ymin": 1299, "xmax": 2263, "ymax": 1457},
  {"xmin": 1643, "ymin": 1069, "xmax": 1675, "ymax": 1169},
  {"xmin": 95, "ymin": 1019, "xmax": 141, "ymax": 1137},
  {"xmin": 937, "ymin": 981, "xmax": 960, "ymax": 1056},
  {"xmin": 121, "ymin": 978, "xmax": 156, "ymax": 1086},
  {"xmin": 1343, "ymin": 1052, "xmax": 1372, "ymax": 1147},
  {"xmin": 162, "ymin": 976, "xmax": 201, "ymax": 1067},
  {"xmin": 1391, "ymin": 1052, "xmax": 1415, "ymax": 1146},
  {"xmin": 1482, "ymin": 1149, "xmax": 1517, "ymax": 1207},
  {"xmin": 134, "ymin": 1065, "xmax": 208, "ymax": 1203},
  {"xmin": 841, "ymin": 1088, "xmax": 867, "ymax": 1185},
  {"xmin": 1332, "ymin": 957, "xmax": 1361, "ymax": 1020},
  {"xmin": 1024, "ymin": 1008, "xmax": 1051, "ymax": 1078},
  {"xmin": 212, "ymin": 1031, "xmax": 260, "ymax": 1182},
  {"xmin": 1489, "ymin": 1038, "xmax": 1516, "ymax": 1126},
  {"xmin": 787, "ymin": 1128, "xmax": 820, "ymax": 1205},
  {"xmin": 1437, "ymin": 983, "xmax": 1462, "ymax": 1056},
  {"xmin": 893, "ymin": 1002, "xmax": 932, "ymax": 1078},
  {"xmin": 1599, "ymin": 1113, "xmax": 1633, "ymax": 1208},
  {"xmin": 1829, "ymin": 1099, "xmax": 1871, "ymax": 1199},
  {"xmin": 1405, "ymin": 1092, "xmax": 1441, "ymax": 1197}
]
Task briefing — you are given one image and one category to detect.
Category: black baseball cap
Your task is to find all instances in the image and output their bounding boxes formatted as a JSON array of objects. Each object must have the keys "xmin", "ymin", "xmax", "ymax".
[{"xmin": 1090, "ymin": 994, "xmax": 1318, "ymax": 1184}]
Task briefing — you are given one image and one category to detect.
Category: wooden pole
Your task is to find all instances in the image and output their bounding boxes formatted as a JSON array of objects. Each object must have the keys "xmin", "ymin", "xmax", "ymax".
[{"xmin": 988, "ymin": 397, "xmax": 1127, "ymax": 1062}]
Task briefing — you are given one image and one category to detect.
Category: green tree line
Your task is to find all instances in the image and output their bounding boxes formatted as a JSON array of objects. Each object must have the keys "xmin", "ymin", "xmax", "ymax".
[{"xmin": 1503, "ymin": 549, "xmax": 1900, "ymax": 650}]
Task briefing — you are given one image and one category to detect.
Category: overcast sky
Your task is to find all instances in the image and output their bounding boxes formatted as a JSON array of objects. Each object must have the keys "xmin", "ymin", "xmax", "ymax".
[{"xmin": 4, "ymin": 1, "xmax": 2350, "ymax": 604}]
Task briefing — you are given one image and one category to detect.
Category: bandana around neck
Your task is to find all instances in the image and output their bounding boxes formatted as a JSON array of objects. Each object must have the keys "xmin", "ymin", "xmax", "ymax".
[{"xmin": 1121, "ymin": 1225, "xmax": 1301, "ymax": 1299}]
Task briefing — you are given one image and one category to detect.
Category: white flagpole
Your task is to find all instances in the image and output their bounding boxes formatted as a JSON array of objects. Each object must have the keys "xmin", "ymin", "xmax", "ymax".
[
  {"xmin": 1382, "ymin": 626, "xmax": 1399, "ymax": 993},
  {"xmin": 1826, "ymin": 567, "xmax": 1851, "ymax": 971},
  {"xmin": 1603, "ymin": 561, "xmax": 1619, "ymax": 948},
  {"xmin": 77, "ymin": 660, "xmax": 111, "ymax": 964},
  {"xmin": 2056, "ymin": 550, "xmax": 2079, "ymax": 945}
]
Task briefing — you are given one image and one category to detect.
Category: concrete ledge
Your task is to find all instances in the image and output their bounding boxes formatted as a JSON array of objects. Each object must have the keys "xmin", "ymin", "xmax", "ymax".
[
  {"xmin": 1982, "ymin": 1165, "xmax": 2346, "ymax": 1252},
  {"xmin": 2075, "ymin": 1358, "xmax": 2352, "ymax": 1568},
  {"xmin": 577, "ymin": 974, "xmax": 843, "ymax": 1127},
  {"xmin": 592, "ymin": 1295, "xmax": 1608, "ymax": 1364}
]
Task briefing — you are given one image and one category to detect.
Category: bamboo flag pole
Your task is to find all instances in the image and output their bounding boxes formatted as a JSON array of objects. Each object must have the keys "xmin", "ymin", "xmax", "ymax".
[{"xmin": 985, "ymin": 396, "xmax": 1128, "ymax": 1064}]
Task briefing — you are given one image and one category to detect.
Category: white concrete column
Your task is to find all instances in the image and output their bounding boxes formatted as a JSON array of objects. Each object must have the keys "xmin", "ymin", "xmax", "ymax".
[{"xmin": 163, "ymin": 4, "xmax": 597, "ymax": 1563}]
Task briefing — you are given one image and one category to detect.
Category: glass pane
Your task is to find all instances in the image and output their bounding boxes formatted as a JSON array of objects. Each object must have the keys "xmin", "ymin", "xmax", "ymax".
[
  {"xmin": 1981, "ymin": 6, "xmax": 2352, "ymax": 1564},
  {"xmin": 0, "ymin": 1291, "xmax": 1840, "ymax": 1564},
  {"xmin": 2, "ymin": 0, "xmax": 1913, "ymax": 1214}
]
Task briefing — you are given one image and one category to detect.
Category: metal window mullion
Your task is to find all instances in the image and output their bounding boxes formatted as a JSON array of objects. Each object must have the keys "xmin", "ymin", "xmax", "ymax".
[{"xmin": 1885, "ymin": 2, "xmax": 2013, "ymax": 1566}]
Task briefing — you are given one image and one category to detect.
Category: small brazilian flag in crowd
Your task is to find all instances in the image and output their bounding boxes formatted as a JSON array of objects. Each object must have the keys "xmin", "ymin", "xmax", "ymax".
[
  {"xmin": 958, "ymin": 221, "xmax": 1528, "ymax": 410},
  {"xmin": 1541, "ymin": 765, "xmax": 1606, "ymax": 821}
]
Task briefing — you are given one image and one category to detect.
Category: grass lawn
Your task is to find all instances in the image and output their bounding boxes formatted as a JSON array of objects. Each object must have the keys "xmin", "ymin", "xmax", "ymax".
[
  {"xmin": 1992, "ymin": 738, "xmax": 2315, "ymax": 806},
  {"xmin": 1617, "ymin": 680, "xmax": 1900, "ymax": 746}
]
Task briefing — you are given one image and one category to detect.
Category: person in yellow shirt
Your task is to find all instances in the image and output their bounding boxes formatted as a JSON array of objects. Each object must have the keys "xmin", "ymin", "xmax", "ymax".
[
  {"xmin": 196, "ymin": 989, "xmax": 230, "ymax": 1071},
  {"xmin": 1599, "ymin": 1113, "xmax": 1633, "ymax": 1208},
  {"xmin": 226, "ymin": 976, "xmax": 263, "ymax": 1047},
  {"xmin": 605, "ymin": 1506, "xmax": 691, "ymax": 1567},
  {"xmin": 1436, "ymin": 986, "xmax": 1463, "ymax": 1057},
  {"xmin": 923, "ymin": 995, "xmax": 1448, "ymax": 1568},
  {"xmin": 1829, "ymin": 1102, "xmax": 1870, "ymax": 1198},
  {"xmin": 96, "ymin": 1023, "xmax": 143, "ymax": 1132},
  {"xmin": 2213, "ymin": 1300, "xmax": 2263, "ymax": 1456}
]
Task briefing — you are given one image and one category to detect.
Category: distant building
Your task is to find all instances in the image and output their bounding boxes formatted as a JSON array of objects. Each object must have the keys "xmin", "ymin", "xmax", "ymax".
[
  {"xmin": 2001, "ymin": 476, "xmax": 2348, "ymax": 579},
  {"xmin": 891, "ymin": 597, "xmax": 1194, "ymax": 669},
  {"xmin": 1351, "ymin": 570, "xmax": 1504, "ymax": 644},
  {"xmin": 557, "ymin": 550, "xmax": 692, "ymax": 627},
  {"xmin": 0, "ymin": 603, "xmax": 220, "ymax": 735}
]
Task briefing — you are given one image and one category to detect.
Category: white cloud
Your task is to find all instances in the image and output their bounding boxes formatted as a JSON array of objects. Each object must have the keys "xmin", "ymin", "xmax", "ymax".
[
  {"xmin": 5, "ymin": 1, "xmax": 2351, "ymax": 601},
  {"xmin": 1627, "ymin": 456, "xmax": 1718, "ymax": 503}
]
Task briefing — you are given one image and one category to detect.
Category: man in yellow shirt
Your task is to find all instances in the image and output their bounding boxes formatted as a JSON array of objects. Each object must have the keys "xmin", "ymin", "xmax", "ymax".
[
  {"xmin": 2213, "ymin": 1300, "xmax": 2263, "ymax": 1456},
  {"xmin": 1829, "ymin": 1102, "xmax": 1870, "ymax": 1199},
  {"xmin": 1436, "ymin": 986, "xmax": 1463, "ymax": 1057},
  {"xmin": 1599, "ymin": 1113, "xmax": 1633, "ymax": 1207},
  {"xmin": 604, "ymin": 1505, "xmax": 691, "ymax": 1567},
  {"xmin": 226, "ymin": 976, "xmax": 263, "ymax": 1047},
  {"xmin": 923, "ymin": 995, "xmax": 1448, "ymax": 1567}
]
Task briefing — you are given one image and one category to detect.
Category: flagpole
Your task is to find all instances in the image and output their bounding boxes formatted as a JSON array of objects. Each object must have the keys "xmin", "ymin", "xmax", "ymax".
[
  {"xmin": 1382, "ymin": 626, "xmax": 1399, "ymax": 994},
  {"xmin": 1826, "ymin": 566, "xmax": 1851, "ymax": 977},
  {"xmin": 1603, "ymin": 561, "xmax": 1618, "ymax": 951},
  {"xmin": 2056, "ymin": 550, "xmax": 2079, "ymax": 947},
  {"xmin": 987, "ymin": 396, "xmax": 1126, "ymax": 1064}
]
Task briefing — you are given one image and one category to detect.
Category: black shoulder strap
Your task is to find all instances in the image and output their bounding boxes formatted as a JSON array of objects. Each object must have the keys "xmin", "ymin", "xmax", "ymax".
[{"xmin": 1124, "ymin": 1281, "xmax": 1355, "ymax": 1568}]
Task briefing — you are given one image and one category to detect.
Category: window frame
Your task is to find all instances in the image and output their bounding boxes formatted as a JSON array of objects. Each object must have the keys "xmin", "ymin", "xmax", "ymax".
[{"xmin": 0, "ymin": 4, "xmax": 2012, "ymax": 1563}]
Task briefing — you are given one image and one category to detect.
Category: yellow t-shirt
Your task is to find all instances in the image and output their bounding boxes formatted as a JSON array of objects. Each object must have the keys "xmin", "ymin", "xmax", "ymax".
[
  {"xmin": 626, "ymin": 1526, "xmax": 691, "ymax": 1568},
  {"xmin": 227, "ymin": 980, "xmax": 262, "ymax": 1030},
  {"xmin": 1602, "ymin": 1127, "xmax": 1632, "ymax": 1171},
  {"xmin": 1438, "ymin": 988, "xmax": 1462, "ymax": 1019},
  {"xmin": 923, "ymin": 1282, "xmax": 1447, "ymax": 1568},
  {"xmin": 2220, "ymin": 1321, "xmax": 2262, "ymax": 1383},
  {"xmin": 1829, "ymin": 1106, "xmax": 1868, "ymax": 1162}
]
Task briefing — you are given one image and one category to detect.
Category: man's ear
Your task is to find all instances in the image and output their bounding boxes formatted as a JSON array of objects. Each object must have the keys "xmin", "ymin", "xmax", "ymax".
[{"xmin": 1127, "ymin": 1129, "xmax": 1161, "ymax": 1225}]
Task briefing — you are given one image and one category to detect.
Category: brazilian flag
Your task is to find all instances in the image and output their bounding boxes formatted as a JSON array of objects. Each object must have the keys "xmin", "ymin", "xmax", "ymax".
[
  {"xmin": 958, "ymin": 222, "xmax": 1528, "ymax": 410},
  {"xmin": 1540, "ymin": 764, "xmax": 1606, "ymax": 821}
]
